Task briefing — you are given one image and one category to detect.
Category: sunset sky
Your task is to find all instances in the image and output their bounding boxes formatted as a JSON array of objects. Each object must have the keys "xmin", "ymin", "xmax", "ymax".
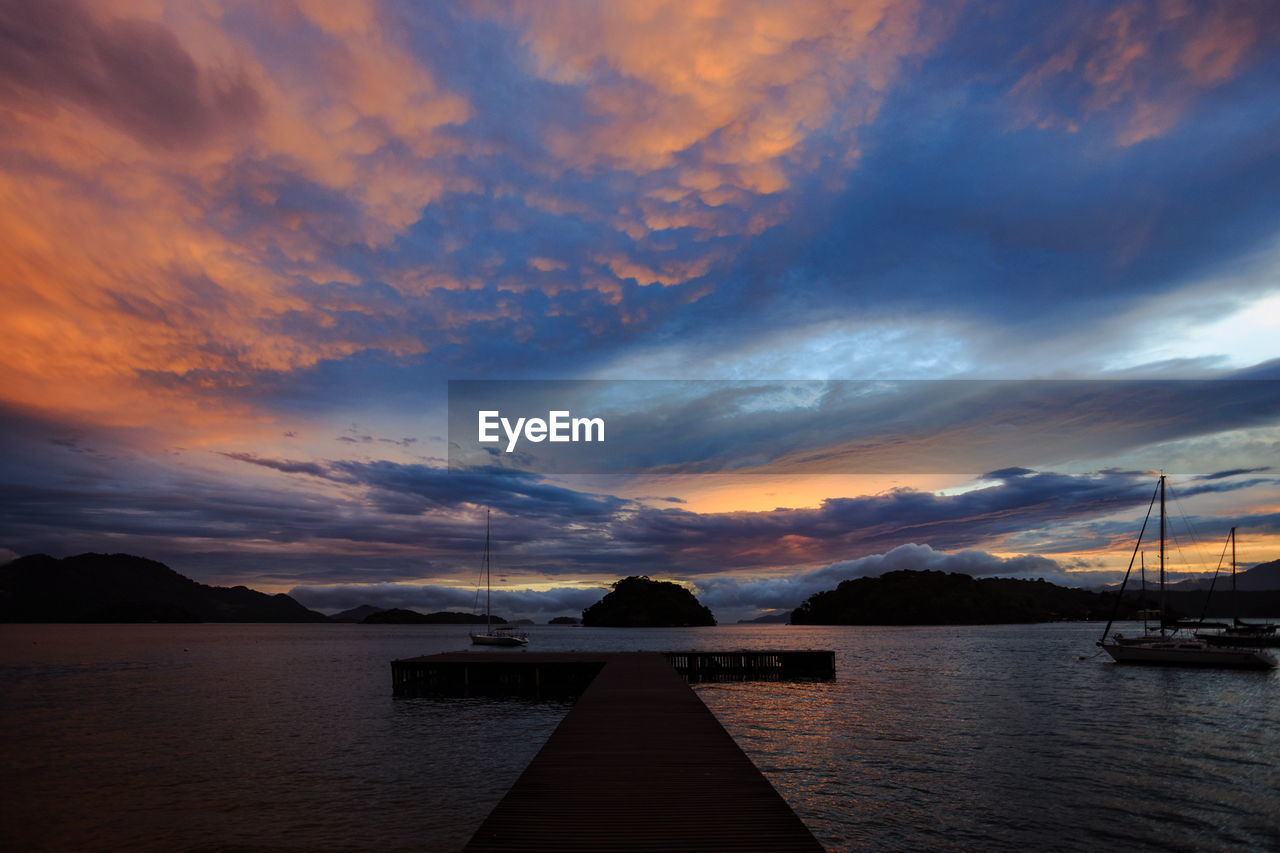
[{"xmin": 2, "ymin": 0, "xmax": 1279, "ymax": 622}]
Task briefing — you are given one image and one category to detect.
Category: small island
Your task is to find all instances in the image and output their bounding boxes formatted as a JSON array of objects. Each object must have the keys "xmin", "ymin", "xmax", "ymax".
[{"xmin": 582, "ymin": 575, "xmax": 716, "ymax": 627}]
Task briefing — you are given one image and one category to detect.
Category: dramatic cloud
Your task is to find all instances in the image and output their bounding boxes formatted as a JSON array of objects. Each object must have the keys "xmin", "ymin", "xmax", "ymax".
[
  {"xmin": 0, "ymin": 0, "xmax": 468, "ymax": 426},
  {"xmin": 2, "ymin": 1, "xmax": 1279, "ymax": 599},
  {"xmin": 0, "ymin": 0, "xmax": 263, "ymax": 150},
  {"xmin": 483, "ymin": 1, "xmax": 942, "ymax": 184}
]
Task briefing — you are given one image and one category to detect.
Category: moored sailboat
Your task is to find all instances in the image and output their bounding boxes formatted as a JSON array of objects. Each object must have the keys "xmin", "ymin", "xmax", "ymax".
[
  {"xmin": 1194, "ymin": 527, "xmax": 1280, "ymax": 649},
  {"xmin": 1097, "ymin": 475, "xmax": 1275, "ymax": 669},
  {"xmin": 469, "ymin": 510, "xmax": 528, "ymax": 647}
]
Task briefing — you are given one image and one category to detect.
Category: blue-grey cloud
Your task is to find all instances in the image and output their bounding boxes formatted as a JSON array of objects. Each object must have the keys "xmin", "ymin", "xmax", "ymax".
[
  {"xmin": 447, "ymin": 380, "xmax": 1280, "ymax": 474},
  {"xmin": 1196, "ymin": 467, "xmax": 1272, "ymax": 481}
]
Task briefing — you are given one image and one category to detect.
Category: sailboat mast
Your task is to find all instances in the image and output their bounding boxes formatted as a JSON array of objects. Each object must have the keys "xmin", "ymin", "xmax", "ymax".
[
  {"xmin": 1097, "ymin": 477, "xmax": 1161, "ymax": 646},
  {"xmin": 1140, "ymin": 552, "xmax": 1146, "ymax": 631},
  {"xmin": 1159, "ymin": 474, "xmax": 1166, "ymax": 637},
  {"xmin": 485, "ymin": 509, "xmax": 492, "ymax": 631},
  {"xmin": 1231, "ymin": 526, "xmax": 1237, "ymax": 625}
]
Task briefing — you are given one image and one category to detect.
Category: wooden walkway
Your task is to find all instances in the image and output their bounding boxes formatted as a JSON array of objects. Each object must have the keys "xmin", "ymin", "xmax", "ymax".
[{"xmin": 461, "ymin": 652, "xmax": 826, "ymax": 852}]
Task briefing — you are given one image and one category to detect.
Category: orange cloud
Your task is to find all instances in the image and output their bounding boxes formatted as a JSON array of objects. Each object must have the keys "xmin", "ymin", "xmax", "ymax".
[
  {"xmin": 1010, "ymin": 0, "xmax": 1273, "ymax": 146},
  {"xmin": 0, "ymin": 0, "xmax": 466, "ymax": 429},
  {"xmin": 528, "ymin": 257, "xmax": 568, "ymax": 272},
  {"xmin": 483, "ymin": 0, "xmax": 936, "ymax": 201},
  {"xmin": 592, "ymin": 251, "xmax": 719, "ymax": 288},
  {"xmin": 460, "ymin": 0, "xmax": 946, "ymax": 318},
  {"xmin": 0, "ymin": 0, "xmax": 952, "ymax": 435}
]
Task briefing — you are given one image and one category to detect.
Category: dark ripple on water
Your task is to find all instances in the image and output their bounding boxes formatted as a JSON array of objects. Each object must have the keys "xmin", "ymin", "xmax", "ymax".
[
  {"xmin": 0, "ymin": 624, "xmax": 571, "ymax": 852},
  {"xmin": 695, "ymin": 623, "xmax": 1280, "ymax": 852}
]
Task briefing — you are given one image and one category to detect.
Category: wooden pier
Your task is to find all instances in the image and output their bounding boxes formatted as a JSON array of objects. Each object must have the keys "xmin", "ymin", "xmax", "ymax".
[{"xmin": 455, "ymin": 652, "xmax": 827, "ymax": 852}]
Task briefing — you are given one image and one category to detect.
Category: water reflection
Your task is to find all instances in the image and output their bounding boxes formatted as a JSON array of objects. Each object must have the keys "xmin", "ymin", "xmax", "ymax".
[
  {"xmin": 0, "ymin": 624, "xmax": 571, "ymax": 852},
  {"xmin": 696, "ymin": 623, "xmax": 1280, "ymax": 852},
  {"xmin": 2, "ymin": 622, "xmax": 1276, "ymax": 852}
]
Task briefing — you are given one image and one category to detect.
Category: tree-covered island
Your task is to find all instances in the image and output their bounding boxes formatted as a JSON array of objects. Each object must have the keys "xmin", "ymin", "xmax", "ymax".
[
  {"xmin": 791, "ymin": 570, "xmax": 1151, "ymax": 625},
  {"xmin": 582, "ymin": 576, "xmax": 716, "ymax": 627}
]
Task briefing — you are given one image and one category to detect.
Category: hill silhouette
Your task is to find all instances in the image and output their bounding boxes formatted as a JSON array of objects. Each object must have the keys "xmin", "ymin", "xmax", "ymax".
[
  {"xmin": 1244, "ymin": 558, "xmax": 1280, "ymax": 589},
  {"xmin": 362, "ymin": 608, "xmax": 499, "ymax": 624},
  {"xmin": 0, "ymin": 553, "xmax": 329, "ymax": 623},
  {"xmin": 1104, "ymin": 556, "xmax": 1280, "ymax": 618},
  {"xmin": 582, "ymin": 576, "xmax": 716, "ymax": 627},
  {"xmin": 1160, "ymin": 558, "xmax": 1280, "ymax": 592},
  {"xmin": 791, "ymin": 570, "xmax": 1150, "ymax": 626},
  {"xmin": 330, "ymin": 604, "xmax": 387, "ymax": 622}
]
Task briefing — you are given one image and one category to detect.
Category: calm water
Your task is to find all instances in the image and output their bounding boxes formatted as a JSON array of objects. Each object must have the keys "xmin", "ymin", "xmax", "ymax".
[{"xmin": 1, "ymin": 622, "xmax": 1277, "ymax": 852}]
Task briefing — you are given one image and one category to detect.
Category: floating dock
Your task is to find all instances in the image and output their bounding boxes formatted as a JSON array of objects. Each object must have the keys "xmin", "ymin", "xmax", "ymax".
[
  {"xmin": 666, "ymin": 649, "xmax": 835, "ymax": 683},
  {"xmin": 390, "ymin": 649, "xmax": 835, "ymax": 697},
  {"xmin": 391, "ymin": 651, "xmax": 606, "ymax": 698},
  {"xmin": 451, "ymin": 652, "xmax": 828, "ymax": 852}
]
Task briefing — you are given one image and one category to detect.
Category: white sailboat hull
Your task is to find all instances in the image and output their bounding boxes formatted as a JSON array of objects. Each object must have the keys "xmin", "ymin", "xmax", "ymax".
[
  {"xmin": 470, "ymin": 631, "xmax": 528, "ymax": 647},
  {"xmin": 1101, "ymin": 638, "xmax": 1275, "ymax": 669}
]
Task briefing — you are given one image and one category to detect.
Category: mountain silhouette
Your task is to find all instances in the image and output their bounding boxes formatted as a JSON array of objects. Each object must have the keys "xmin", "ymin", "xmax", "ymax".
[{"xmin": 0, "ymin": 552, "xmax": 329, "ymax": 622}]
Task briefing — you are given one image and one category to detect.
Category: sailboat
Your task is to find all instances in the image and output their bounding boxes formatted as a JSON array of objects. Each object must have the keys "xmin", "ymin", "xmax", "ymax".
[
  {"xmin": 1195, "ymin": 527, "xmax": 1280, "ymax": 649},
  {"xmin": 1097, "ymin": 475, "xmax": 1275, "ymax": 669},
  {"xmin": 470, "ymin": 510, "xmax": 529, "ymax": 647}
]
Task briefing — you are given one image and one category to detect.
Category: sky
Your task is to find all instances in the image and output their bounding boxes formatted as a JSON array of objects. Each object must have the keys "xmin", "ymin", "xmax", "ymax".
[{"xmin": 2, "ymin": 0, "xmax": 1279, "ymax": 623}]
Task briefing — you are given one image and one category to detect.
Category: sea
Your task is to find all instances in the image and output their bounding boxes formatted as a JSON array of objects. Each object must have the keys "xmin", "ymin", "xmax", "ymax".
[{"xmin": 1, "ymin": 622, "xmax": 1277, "ymax": 852}]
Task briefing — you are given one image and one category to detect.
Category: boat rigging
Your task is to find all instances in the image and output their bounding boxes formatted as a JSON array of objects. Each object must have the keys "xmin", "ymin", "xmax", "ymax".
[{"xmin": 1097, "ymin": 475, "xmax": 1275, "ymax": 669}]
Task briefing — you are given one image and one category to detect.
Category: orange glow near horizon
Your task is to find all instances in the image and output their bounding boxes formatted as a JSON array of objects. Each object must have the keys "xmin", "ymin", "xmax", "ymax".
[{"xmin": 619, "ymin": 473, "xmax": 975, "ymax": 514}]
